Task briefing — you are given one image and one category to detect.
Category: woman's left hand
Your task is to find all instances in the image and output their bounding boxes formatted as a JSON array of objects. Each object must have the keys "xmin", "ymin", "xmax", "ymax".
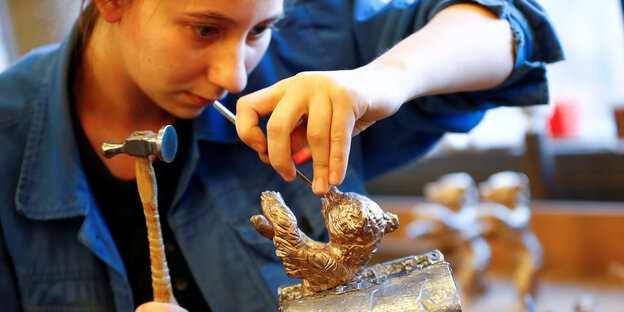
[{"xmin": 235, "ymin": 67, "xmax": 404, "ymax": 195}]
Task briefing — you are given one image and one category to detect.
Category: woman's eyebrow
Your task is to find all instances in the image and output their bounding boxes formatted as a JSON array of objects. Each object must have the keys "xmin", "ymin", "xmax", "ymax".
[
  {"xmin": 265, "ymin": 12, "xmax": 286, "ymax": 23},
  {"xmin": 185, "ymin": 11, "xmax": 285, "ymax": 25},
  {"xmin": 186, "ymin": 11, "xmax": 233, "ymax": 22}
]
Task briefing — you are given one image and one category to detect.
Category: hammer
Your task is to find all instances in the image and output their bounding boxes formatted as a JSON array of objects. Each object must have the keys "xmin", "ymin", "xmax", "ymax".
[{"xmin": 101, "ymin": 125, "xmax": 177, "ymax": 303}]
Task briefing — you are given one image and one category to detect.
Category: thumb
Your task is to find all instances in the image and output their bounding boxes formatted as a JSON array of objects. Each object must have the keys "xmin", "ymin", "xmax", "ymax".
[{"xmin": 235, "ymin": 77, "xmax": 292, "ymax": 153}]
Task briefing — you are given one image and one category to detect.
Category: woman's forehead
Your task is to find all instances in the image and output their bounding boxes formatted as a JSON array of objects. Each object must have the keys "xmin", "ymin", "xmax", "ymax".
[{"xmin": 173, "ymin": 0, "xmax": 284, "ymax": 18}]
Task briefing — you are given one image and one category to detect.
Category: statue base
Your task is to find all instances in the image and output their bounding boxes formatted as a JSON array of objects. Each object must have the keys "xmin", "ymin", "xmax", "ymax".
[{"xmin": 278, "ymin": 250, "xmax": 462, "ymax": 311}]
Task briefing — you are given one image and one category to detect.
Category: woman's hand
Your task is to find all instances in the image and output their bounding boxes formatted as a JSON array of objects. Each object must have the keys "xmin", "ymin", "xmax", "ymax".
[
  {"xmin": 235, "ymin": 67, "xmax": 404, "ymax": 195},
  {"xmin": 235, "ymin": 3, "xmax": 514, "ymax": 196},
  {"xmin": 135, "ymin": 302, "xmax": 188, "ymax": 312}
]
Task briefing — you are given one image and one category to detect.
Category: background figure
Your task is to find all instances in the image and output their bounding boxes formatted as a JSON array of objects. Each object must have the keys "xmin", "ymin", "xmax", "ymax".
[
  {"xmin": 406, "ymin": 172, "xmax": 491, "ymax": 303},
  {"xmin": 478, "ymin": 171, "xmax": 544, "ymax": 311}
]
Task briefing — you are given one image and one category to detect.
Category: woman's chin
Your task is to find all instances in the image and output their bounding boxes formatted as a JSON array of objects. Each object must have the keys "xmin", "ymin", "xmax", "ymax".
[
  {"xmin": 174, "ymin": 107, "xmax": 206, "ymax": 120},
  {"xmin": 158, "ymin": 103, "xmax": 206, "ymax": 120}
]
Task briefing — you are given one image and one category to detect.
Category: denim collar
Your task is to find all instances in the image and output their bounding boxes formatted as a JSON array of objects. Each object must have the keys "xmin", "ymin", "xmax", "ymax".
[{"xmin": 14, "ymin": 23, "xmax": 240, "ymax": 221}]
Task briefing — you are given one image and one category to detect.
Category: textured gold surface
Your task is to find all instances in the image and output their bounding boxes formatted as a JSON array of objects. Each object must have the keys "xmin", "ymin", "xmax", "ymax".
[{"xmin": 251, "ymin": 186, "xmax": 399, "ymax": 297}]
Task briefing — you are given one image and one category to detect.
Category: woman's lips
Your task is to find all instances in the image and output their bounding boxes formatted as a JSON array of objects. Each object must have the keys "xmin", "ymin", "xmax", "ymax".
[{"xmin": 185, "ymin": 92, "xmax": 214, "ymax": 107}]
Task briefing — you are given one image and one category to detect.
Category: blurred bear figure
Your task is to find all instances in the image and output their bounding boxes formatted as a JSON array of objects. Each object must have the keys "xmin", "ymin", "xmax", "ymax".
[
  {"xmin": 478, "ymin": 171, "xmax": 543, "ymax": 312},
  {"xmin": 406, "ymin": 172, "xmax": 490, "ymax": 304}
]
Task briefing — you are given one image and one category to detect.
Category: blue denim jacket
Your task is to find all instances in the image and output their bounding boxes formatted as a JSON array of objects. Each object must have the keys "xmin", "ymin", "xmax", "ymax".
[{"xmin": 0, "ymin": 0, "xmax": 561, "ymax": 311}]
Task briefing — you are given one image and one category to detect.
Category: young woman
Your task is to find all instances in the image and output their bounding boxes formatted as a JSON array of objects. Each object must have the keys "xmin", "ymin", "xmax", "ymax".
[{"xmin": 0, "ymin": 0, "xmax": 562, "ymax": 311}]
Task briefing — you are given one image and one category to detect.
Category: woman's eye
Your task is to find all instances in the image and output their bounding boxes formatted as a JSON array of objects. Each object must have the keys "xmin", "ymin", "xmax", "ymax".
[
  {"xmin": 192, "ymin": 25, "xmax": 218, "ymax": 37},
  {"xmin": 250, "ymin": 24, "xmax": 276, "ymax": 38}
]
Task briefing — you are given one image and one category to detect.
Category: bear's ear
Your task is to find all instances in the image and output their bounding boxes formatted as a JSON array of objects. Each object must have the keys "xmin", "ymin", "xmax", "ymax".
[{"xmin": 383, "ymin": 212, "xmax": 399, "ymax": 233}]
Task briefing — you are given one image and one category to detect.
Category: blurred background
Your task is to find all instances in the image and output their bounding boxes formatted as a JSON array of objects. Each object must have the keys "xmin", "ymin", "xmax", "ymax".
[{"xmin": 1, "ymin": 0, "xmax": 623, "ymax": 311}]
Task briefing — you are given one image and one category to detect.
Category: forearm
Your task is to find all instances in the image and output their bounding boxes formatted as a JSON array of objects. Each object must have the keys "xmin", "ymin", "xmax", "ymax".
[{"xmin": 361, "ymin": 3, "xmax": 515, "ymax": 105}]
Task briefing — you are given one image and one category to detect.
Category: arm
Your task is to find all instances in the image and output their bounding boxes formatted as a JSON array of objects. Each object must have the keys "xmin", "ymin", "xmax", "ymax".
[
  {"xmin": 235, "ymin": 4, "xmax": 513, "ymax": 195},
  {"xmin": 364, "ymin": 4, "xmax": 514, "ymax": 102}
]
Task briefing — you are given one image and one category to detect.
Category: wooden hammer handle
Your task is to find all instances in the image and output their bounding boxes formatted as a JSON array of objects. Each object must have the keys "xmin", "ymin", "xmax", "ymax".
[{"xmin": 135, "ymin": 156, "xmax": 173, "ymax": 303}]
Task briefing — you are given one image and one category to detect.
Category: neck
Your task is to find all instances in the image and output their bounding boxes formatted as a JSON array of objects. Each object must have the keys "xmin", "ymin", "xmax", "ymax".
[
  {"xmin": 75, "ymin": 19, "xmax": 175, "ymax": 130},
  {"xmin": 73, "ymin": 19, "xmax": 176, "ymax": 179}
]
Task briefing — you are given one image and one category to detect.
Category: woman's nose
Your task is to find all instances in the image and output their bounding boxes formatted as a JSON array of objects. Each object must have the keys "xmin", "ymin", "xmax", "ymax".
[{"xmin": 208, "ymin": 43, "xmax": 248, "ymax": 94}]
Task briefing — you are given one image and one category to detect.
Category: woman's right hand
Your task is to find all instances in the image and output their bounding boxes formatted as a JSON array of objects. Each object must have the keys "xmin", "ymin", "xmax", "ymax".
[
  {"xmin": 235, "ymin": 68, "xmax": 404, "ymax": 195},
  {"xmin": 135, "ymin": 302, "xmax": 188, "ymax": 312}
]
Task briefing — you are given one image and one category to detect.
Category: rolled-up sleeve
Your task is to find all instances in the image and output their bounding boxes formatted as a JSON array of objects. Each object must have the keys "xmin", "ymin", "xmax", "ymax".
[
  {"xmin": 353, "ymin": 0, "xmax": 563, "ymax": 112},
  {"xmin": 417, "ymin": 0, "xmax": 563, "ymax": 112},
  {"xmin": 350, "ymin": 0, "xmax": 563, "ymax": 179}
]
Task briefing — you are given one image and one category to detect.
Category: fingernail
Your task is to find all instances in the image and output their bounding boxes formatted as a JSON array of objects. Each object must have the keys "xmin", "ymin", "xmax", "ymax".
[
  {"xmin": 314, "ymin": 177, "xmax": 328, "ymax": 195},
  {"xmin": 282, "ymin": 173, "xmax": 294, "ymax": 182},
  {"xmin": 330, "ymin": 172, "xmax": 340, "ymax": 185}
]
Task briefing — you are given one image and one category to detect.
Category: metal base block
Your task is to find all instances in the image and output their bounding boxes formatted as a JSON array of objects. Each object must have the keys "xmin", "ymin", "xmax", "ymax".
[{"xmin": 278, "ymin": 250, "xmax": 462, "ymax": 311}]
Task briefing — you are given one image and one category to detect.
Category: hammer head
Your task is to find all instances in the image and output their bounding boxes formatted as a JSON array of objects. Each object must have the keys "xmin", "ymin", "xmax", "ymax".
[{"xmin": 101, "ymin": 125, "xmax": 178, "ymax": 163}]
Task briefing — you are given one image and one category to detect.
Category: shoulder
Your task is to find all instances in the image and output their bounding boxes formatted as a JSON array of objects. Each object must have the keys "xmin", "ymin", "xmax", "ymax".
[
  {"xmin": 0, "ymin": 44, "xmax": 62, "ymax": 190},
  {"xmin": 0, "ymin": 43, "xmax": 62, "ymax": 128}
]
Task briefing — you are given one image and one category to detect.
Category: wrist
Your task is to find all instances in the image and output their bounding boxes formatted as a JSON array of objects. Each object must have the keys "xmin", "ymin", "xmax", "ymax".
[{"xmin": 358, "ymin": 57, "xmax": 425, "ymax": 106}]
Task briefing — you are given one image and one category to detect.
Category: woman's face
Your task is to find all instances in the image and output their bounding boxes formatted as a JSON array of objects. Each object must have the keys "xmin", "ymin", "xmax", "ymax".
[{"xmin": 116, "ymin": 0, "xmax": 283, "ymax": 119}]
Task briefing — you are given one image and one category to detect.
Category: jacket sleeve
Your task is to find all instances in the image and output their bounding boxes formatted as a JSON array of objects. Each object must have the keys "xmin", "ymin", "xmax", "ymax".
[
  {"xmin": 0, "ymin": 222, "xmax": 23, "ymax": 311},
  {"xmin": 349, "ymin": 0, "xmax": 563, "ymax": 179},
  {"xmin": 353, "ymin": 0, "xmax": 563, "ymax": 111}
]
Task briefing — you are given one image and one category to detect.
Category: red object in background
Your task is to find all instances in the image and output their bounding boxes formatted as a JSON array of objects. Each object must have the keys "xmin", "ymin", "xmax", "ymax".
[
  {"xmin": 548, "ymin": 99, "xmax": 578, "ymax": 138},
  {"xmin": 293, "ymin": 146, "xmax": 312, "ymax": 165},
  {"xmin": 613, "ymin": 107, "xmax": 624, "ymax": 138}
]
